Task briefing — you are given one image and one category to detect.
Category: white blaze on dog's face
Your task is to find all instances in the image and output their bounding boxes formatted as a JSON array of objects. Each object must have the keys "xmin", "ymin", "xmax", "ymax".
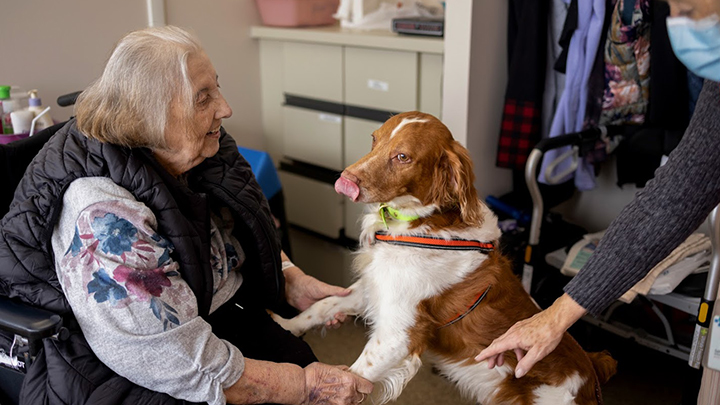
[{"xmin": 334, "ymin": 111, "xmax": 483, "ymax": 225}]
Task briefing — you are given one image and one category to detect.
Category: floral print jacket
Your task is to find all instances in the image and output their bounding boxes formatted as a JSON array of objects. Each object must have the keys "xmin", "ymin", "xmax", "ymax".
[{"xmin": 51, "ymin": 177, "xmax": 246, "ymax": 405}]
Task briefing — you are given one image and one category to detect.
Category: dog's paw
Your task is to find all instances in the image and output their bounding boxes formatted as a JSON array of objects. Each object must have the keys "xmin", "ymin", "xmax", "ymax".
[{"xmin": 267, "ymin": 310, "xmax": 307, "ymax": 337}]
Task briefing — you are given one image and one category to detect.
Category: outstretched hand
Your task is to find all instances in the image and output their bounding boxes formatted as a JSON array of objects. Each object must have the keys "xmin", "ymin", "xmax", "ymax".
[
  {"xmin": 283, "ymin": 263, "xmax": 351, "ymax": 328},
  {"xmin": 474, "ymin": 293, "xmax": 586, "ymax": 378}
]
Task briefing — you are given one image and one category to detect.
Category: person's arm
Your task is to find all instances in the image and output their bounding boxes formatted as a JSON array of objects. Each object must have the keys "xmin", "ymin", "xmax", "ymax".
[
  {"xmin": 52, "ymin": 178, "xmax": 247, "ymax": 404},
  {"xmin": 224, "ymin": 360, "xmax": 373, "ymax": 405},
  {"xmin": 477, "ymin": 80, "xmax": 720, "ymax": 377},
  {"xmin": 566, "ymin": 80, "xmax": 720, "ymax": 314}
]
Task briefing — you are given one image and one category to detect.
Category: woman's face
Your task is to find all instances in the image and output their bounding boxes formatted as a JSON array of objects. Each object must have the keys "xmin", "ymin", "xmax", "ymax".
[
  {"xmin": 157, "ymin": 51, "xmax": 232, "ymax": 176},
  {"xmin": 667, "ymin": 0, "xmax": 717, "ymax": 19}
]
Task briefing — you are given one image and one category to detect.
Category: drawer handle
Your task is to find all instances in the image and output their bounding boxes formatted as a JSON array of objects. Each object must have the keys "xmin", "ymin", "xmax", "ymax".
[
  {"xmin": 367, "ymin": 79, "xmax": 389, "ymax": 92},
  {"xmin": 318, "ymin": 113, "xmax": 342, "ymax": 124}
]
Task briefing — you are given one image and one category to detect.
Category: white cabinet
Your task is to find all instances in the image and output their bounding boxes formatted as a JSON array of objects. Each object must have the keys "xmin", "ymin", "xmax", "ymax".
[
  {"xmin": 344, "ymin": 47, "xmax": 418, "ymax": 112},
  {"xmin": 283, "ymin": 42, "xmax": 343, "ymax": 103},
  {"xmin": 283, "ymin": 106, "xmax": 344, "ymax": 171},
  {"xmin": 253, "ymin": 25, "xmax": 443, "ymax": 240},
  {"xmin": 279, "ymin": 171, "xmax": 344, "ymax": 238}
]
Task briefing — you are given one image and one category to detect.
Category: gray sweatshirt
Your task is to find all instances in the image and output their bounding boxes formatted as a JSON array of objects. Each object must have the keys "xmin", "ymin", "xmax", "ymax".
[
  {"xmin": 51, "ymin": 177, "xmax": 246, "ymax": 405},
  {"xmin": 565, "ymin": 80, "xmax": 720, "ymax": 316}
]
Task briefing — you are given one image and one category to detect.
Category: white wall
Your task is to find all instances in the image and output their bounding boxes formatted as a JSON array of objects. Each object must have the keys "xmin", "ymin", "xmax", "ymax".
[
  {"xmin": 443, "ymin": 0, "xmax": 512, "ymax": 199},
  {"xmin": 165, "ymin": 1, "xmax": 265, "ymax": 150},
  {"xmin": 554, "ymin": 158, "xmax": 641, "ymax": 232},
  {"xmin": 2, "ymin": 0, "xmax": 264, "ymax": 149},
  {"xmin": 2, "ymin": 1, "xmax": 147, "ymax": 122}
]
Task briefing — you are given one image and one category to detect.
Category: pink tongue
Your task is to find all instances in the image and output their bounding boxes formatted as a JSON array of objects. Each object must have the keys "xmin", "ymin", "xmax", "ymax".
[{"xmin": 335, "ymin": 176, "xmax": 360, "ymax": 201}]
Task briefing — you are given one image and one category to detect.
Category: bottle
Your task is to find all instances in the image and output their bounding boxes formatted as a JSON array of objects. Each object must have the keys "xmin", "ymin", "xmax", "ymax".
[
  {"xmin": 27, "ymin": 89, "xmax": 54, "ymax": 132},
  {"xmin": 0, "ymin": 86, "xmax": 14, "ymax": 134}
]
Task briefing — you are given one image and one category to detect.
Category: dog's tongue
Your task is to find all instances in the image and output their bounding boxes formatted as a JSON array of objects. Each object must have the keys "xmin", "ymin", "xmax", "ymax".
[{"xmin": 335, "ymin": 176, "xmax": 360, "ymax": 201}]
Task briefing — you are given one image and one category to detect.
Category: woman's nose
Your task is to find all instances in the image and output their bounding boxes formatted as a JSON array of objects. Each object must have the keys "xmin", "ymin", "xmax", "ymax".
[{"xmin": 216, "ymin": 93, "xmax": 232, "ymax": 119}]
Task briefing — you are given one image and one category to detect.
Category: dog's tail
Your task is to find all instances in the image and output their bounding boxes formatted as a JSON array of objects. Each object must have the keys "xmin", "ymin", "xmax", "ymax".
[{"xmin": 587, "ymin": 350, "xmax": 617, "ymax": 384}]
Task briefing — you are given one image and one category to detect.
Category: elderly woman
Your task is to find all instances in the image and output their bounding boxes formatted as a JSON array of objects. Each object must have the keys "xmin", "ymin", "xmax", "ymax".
[{"xmin": 0, "ymin": 26, "xmax": 372, "ymax": 404}]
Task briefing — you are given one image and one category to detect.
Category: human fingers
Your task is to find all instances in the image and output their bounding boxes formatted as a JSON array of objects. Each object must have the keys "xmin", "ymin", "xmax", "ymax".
[
  {"xmin": 354, "ymin": 374, "xmax": 374, "ymax": 394},
  {"xmin": 497, "ymin": 352, "xmax": 505, "ymax": 367},
  {"xmin": 515, "ymin": 347, "xmax": 544, "ymax": 378},
  {"xmin": 514, "ymin": 348, "xmax": 525, "ymax": 363},
  {"xmin": 315, "ymin": 281, "xmax": 352, "ymax": 299},
  {"xmin": 304, "ymin": 363, "xmax": 373, "ymax": 405},
  {"xmin": 475, "ymin": 332, "xmax": 520, "ymax": 363}
]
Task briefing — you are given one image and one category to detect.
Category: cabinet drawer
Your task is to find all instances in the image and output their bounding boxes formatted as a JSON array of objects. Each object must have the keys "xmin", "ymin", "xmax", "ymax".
[
  {"xmin": 279, "ymin": 171, "xmax": 344, "ymax": 238},
  {"xmin": 344, "ymin": 117, "xmax": 380, "ymax": 167},
  {"xmin": 283, "ymin": 42, "xmax": 343, "ymax": 103},
  {"xmin": 345, "ymin": 47, "xmax": 418, "ymax": 112},
  {"xmin": 344, "ymin": 201, "xmax": 368, "ymax": 241},
  {"xmin": 283, "ymin": 106, "xmax": 343, "ymax": 171}
]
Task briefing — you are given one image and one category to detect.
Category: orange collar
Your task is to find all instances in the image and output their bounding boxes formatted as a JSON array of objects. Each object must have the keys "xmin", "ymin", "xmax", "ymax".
[{"xmin": 373, "ymin": 231, "xmax": 495, "ymax": 253}]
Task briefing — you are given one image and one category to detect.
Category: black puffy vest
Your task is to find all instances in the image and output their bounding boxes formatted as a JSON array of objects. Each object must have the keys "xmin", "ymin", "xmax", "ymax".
[{"xmin": 0, "ymin": 119, "xmax": 284, "ymax": 404}]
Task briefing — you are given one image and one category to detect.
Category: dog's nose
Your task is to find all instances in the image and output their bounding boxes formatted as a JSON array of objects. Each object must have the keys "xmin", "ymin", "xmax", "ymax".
[{"xmin": 341, "ymin": 170, "xmax": 359, "ymax": 184}]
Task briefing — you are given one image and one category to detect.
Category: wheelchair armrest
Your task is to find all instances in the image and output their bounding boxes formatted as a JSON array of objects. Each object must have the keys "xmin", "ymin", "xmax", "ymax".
[{"xmin": 0, "ymin": 296, "xmax": 62, "ymax": 345}]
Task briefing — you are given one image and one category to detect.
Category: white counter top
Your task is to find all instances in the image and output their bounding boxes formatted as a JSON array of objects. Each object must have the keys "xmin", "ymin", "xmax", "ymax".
[{"xmin": 250, "ymin": 24, "xmax": 444, "ymax": 54}]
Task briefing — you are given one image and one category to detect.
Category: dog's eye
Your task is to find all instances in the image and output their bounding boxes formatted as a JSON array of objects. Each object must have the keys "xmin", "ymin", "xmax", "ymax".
[
  {"xmin": 397, "ymin": 153, "xmax": 411, "ymax": 163},
  {"xmin": 371, "ymin": 134, "xmax": 376, "ymax": 149}
]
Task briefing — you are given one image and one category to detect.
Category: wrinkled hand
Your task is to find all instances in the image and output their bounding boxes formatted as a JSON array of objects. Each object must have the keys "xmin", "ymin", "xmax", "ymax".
[
  {"xmin": 285, "ymin": 266, "xmax": 351, "ymax": 328},
  {"xmin": 303, "ymin": 363, "xmax": 374, "ymax": 405},
  {"xmin": 474, "ymin": 293, "xmax": 586, "ymax": 378}
]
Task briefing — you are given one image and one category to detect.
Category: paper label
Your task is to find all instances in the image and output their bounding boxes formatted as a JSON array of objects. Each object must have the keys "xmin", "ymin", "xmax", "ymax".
[
  {"xmin": 319, "ymin": 114, "xmax": 341, "ymax": 124},
  {"xmin": 367, "ymin": 79, "xmax": 389, "ymax": 92}
]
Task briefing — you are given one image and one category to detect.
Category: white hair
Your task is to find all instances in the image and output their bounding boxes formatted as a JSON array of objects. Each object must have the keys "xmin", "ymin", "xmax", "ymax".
[{"xmin": 75, "ymin": 25, "xmax": 202, "ymax": 148}]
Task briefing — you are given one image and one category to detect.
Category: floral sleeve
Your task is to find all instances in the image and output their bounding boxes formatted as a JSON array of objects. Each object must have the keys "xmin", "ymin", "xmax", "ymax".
[{"xmin": 54, "ymin": 178, "xmax": 244, "ymax": 405}]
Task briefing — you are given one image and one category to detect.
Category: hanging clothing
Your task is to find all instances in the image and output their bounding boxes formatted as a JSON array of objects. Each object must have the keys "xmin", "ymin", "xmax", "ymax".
[
  {"xmin": 539, "ymin": 0, "xmax": 606, "ymax": 190},
  {"xmin": 599, "ymin": 0, "xmax": 651, "ymax": 125},
  {"xmin": 495, "ymin": 0, "xmax": 549, "ymax": 170},
  {"xmin": 647, "ymin": 0, "xmax": 689, "ymax": 130},
  {"xmin": 554, "ymin": 0, "xmax": 578, "ymax": 74},
  {"xmin": 541, "ymin": 0, "xmax": 570, "ymax": 140},
  {"xmin": 615, "ymin": 1, "xmax": 691, "ymax": 187}
]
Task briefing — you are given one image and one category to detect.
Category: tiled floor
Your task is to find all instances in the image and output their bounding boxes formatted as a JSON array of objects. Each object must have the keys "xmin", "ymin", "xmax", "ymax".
[{"xmin": 289, "ymin": 227, "xmax": 696, "ymax": 405}]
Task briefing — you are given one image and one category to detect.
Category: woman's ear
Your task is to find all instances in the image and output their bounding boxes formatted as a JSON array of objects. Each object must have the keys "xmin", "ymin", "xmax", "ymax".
[{"xmin": 446, "ymin": 141, "xmax": 483, "ymax": 226}]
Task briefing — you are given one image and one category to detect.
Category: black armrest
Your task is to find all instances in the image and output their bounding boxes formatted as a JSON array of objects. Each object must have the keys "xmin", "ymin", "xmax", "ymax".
[{"xmin": 0, "ymin": 296, "xmax": 62, "ymax": 345}]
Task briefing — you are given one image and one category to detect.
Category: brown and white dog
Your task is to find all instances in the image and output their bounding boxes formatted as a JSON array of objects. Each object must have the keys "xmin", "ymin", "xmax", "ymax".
[{"xmin": 273, "ymin": 112, "xmax": 616, "ymax": 404}]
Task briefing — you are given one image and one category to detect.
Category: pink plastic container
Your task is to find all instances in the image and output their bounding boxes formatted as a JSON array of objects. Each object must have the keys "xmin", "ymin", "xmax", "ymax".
[
  {"xmin": 0, "ymin": 133, "xmax": 29, "ymax": 145},
  {"xmin": 255, "ymin": 0, "xmax": 340, "ymax": 27}
]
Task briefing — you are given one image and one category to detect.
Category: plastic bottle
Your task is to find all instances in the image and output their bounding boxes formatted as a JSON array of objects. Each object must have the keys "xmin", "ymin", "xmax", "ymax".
[
  {"xmin": 27, "ymin": 89, "xmax": 54, "ymax": 132},
  {"xmin": 0, "ymin": 86, "xmax": 14, "ymax": 134}
]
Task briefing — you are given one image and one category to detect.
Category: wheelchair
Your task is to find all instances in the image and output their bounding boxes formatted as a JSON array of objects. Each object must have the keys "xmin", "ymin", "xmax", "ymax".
[
  {"xmin": 0, "ymin": 120, "xmax": 68, "ymax": 404},
  {"xmin": 0, "ymin": 91, "xmax": 298, "ymax": 404}
]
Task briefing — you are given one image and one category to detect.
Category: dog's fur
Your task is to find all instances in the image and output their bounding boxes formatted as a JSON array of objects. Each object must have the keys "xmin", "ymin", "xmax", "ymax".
[{"xmin": 273, "ymin": 112, "xmax": 616, "ymax": 404}]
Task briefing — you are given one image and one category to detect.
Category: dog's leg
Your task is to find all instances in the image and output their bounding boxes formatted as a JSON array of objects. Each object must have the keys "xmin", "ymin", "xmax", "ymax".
[
  {"xmin": 271, "ymin": 281, "xmax": 365, "ymax": 336},
  {"xmin": 349, "ymin": 328, "xmax": 423, "ymax": 403}
]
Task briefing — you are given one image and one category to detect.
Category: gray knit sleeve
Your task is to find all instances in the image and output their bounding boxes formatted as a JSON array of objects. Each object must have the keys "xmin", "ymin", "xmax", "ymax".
[{"xmin": 564, "ymin": 80, "xmax": 720, "ymax": 316}]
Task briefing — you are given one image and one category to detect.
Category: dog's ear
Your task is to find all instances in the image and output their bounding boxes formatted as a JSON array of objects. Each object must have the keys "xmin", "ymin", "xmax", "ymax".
[{"xmin": 430, "ymin": 141, "xmax": 483, "ymax": 226}]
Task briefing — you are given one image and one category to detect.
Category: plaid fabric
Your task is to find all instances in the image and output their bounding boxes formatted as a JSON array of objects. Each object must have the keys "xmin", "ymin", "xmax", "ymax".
[{"xmin": 496, "ymin": 99, "xmax": 542, "ymax": 170}]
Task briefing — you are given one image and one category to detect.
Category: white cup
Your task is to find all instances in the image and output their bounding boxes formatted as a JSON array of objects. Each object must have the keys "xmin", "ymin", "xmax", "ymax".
[{"xmin": 10, "ymin": 110, "xmax": 33, "ymax": 134}]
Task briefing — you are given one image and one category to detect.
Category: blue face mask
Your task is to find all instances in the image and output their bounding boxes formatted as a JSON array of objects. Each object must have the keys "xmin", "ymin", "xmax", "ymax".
[{"xmin": 667, "ymin": 14, "xmax": 720, "ymax": 81}]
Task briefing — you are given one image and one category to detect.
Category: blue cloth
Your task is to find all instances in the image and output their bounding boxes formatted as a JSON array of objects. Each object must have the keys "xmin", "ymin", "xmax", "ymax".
[
  {"xmin": 539, "ymin": 0, "xmax": 605, "ymax": 191},
  {"xmin": 237, "ymin": 146, "xmax": 282, "ymax": 199}
]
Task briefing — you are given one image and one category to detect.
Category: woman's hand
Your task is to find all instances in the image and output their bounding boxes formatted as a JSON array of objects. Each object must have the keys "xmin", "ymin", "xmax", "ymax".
[
  {"xmin": 281, "ymin": 252, "xmax": 351, "ymax": 328},
  {"xmin": 474, "ymin": 293, "xmax": 586, "ymax": 378},
  {"xmin": 303, "ymin": 362, "xmax": 374, "ymax": 405}
]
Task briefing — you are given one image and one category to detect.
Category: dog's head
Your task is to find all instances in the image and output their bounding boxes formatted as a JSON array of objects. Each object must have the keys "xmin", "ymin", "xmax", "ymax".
[{"xmin": 335, "ymin": 111, "xmax": 483, "ymax": 226}]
